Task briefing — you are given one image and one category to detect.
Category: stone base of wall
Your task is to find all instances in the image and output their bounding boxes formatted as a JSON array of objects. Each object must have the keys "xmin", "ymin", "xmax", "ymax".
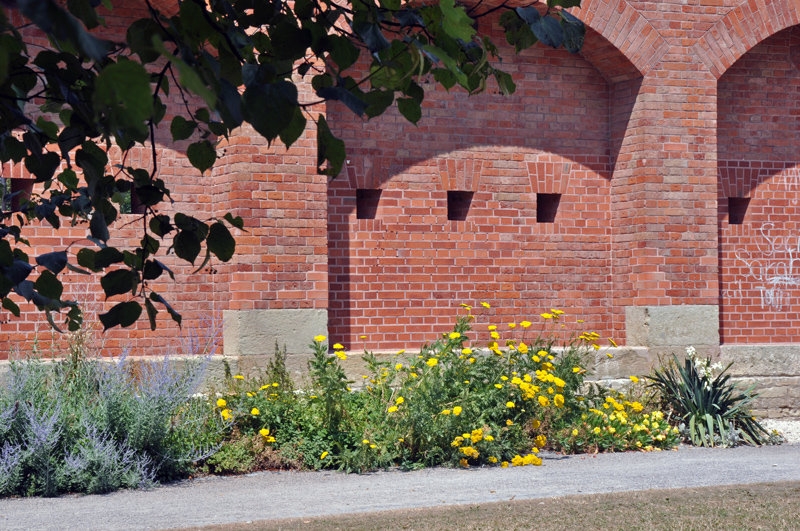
[{"xmin": 222, "ymin": 309, "xmax": 328, "ymax": 357}]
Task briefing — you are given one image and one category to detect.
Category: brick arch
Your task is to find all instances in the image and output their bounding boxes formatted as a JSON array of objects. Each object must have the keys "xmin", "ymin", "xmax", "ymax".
[
  {"xmin": 146, "ymin": 0, "xmax": 179, "ymax": 17},
  {"xmin": 571, "ymin": 0, "xmax": 669, "ymax": 78},
  {"xmin": 695, "ymin": 0, "xmax": 800, "ymax": 79}
]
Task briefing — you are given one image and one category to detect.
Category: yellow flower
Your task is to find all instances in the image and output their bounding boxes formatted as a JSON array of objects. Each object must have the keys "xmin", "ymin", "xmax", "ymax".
[
  {"xmin": 508, "ymin": 323, "xmax": 516, "ymax": 328},
  {"xmin": 399, "ymin": 438, "xmax": 405, "ymax": 442},
  {"xmin": 488, "ymin": 325, "xmax": 497, "ymax": 330},
  {"xmin": 506, "ymin": 401, "xmax": 515, "ymax": 408},
  {"xmin": 449, "ymin": 332, "xmax": 461, "ymax": 339},
  {"xmin": 395, "ymin": 363, "xmax": 403, "ymax": 370},
  {"xmin": 460, "ymin": 303, "xmax": 471, "ymax": 308},
  {"xmin": 426, "ymin": 358, "xmax": 438, "ymax": 367},
  {"xmin": 538, "ymin": 396, "xmax": 549, "ymax": 407},
  {"xmin": 481, "ymin": 302, "xmax": 491, "ymax": 308},
  {"xmin": 630, "ymin": 375, "xmax": 639, "ymax": 383},
  {"xmin": 501, "ymin": 461, "xmax": 509, "ymax": 468},
  {"xmin": 490, "ymin": 331, "xmax": 500, "ymax": 339},
  {"xmin": 313, "ymin": 335, "xmax": 326, "ymax": 342},
  {"xmin": 234, "ymin": 375, "xmax": 244, "ymax": 380},
  {"xmin": 459, "ymin": 458, "xmax": 469, "ymax": 468},
  {"xmin": 531, "ymin": 420, "xmax": 541, "ymax": 429},
  {"xmin": 593, "ymin": 427, "xmax": 601, "ymax": 434},
  {"xmin": 321, "ymin": 451, "xmax": 328, "ymax": 459},
  {"xmin": 551, "ymin": 309, "xmax": 564, "ymax": 315},
  {"xmin": 333, "ymin": 343, "xmax": 344, "ymax": 350},
  {"xmin": 396, "ymin": 349, "xmax": 405, "ymax": 355},
  {"xmin": 396, "ymin": 397, "xmax": 405, "ymax": 405},
  {"xmin": 362, "ymin": 439, "xmax": 370, "ymax": 444},
  {"xmin": 511, "ymin": 455, "xmax": 524, "ymax": 467},
  {"xmin": 520, "ymin": 321, "xmax": 531, "ymax": 328},
  {"xmin": 541, "ymin": 313, "xmax": 553, "ymax": 319},
  {"xmin": 453, "ymin": 406, "xmax": 462, "ymax": 416},
  {"xmin": 485, "ymin": 435, "xmax": 494, "ymax": 441},
  {"xmin": 216, "ymin": 398, "xmax": 227, "ymax": 408},
  {"xmin": 370, "ymin": 444, "xmax": 376, "ymax": 448},
  {"xmin": 535, "ymin": 435, "xmax": 546, "ymax": 447},
  {"xmin": 251, "ymin": 408, "xmax": 260, "ymax": 416},
  {"xmin": 411, "ymin": 373, "xmax": 418, "ymax": 378},
  {"xmin": 506, "ymin": 419, "xmax": 514, "ymax": 426},
  {"xmin": 469, "ymin": 357, "xmax": 475, "ymax": 364},
  {"xmin": 554, "ymin": 394, "xmax": 565, "ymax": 408},
  {"xmin": 609, "ymin": 339, "xmax": 618, "ymax": 348},
  {"xmin": 336, "ymin": 352, "xmax": 347, "ymax": 360},
  {"xmin": 572, "ymin": 429, "xmax": 579, "ymax": 437},
  {"xmin": 441, "ymin": 409, "xmax": 451, "ymax": 415},
  {"xmin": 488, "ymin": 456, "xmax": 498, "ymax": 463},
  {"xmin": 606, "ymin": 353, "xmax": 614, "ymax": 358},
  {"xmin": 501, "ymin": 376, "xmax": 509, "ymax": 381},
  {"xmin": 517, "ymin": 343, "xmax": 529, "ymax": 354},
  {"xmin": 495, "ymin": 384, "xmax": 503, "ymax": 389},
  {"xmin": 220, "ymin": 409, "xmax": 231, "ymax": 420},
  {"xmin": 461, "ymin": 348, "xmax": 472, "ymax": 355},
  {"xmin": 259, "ymin": 428, "xmax": 270, "ymax": 437},
  {"xmin": 593, "ymin": 344, "xmax": 600, "ymax": 350},
  {"xmin": 273, "ymin": 383, "xmax": 279, "ymax": 387},
  {"xmin": 360, "ymin": 335, "xmax": 367, "ymax": 339},
  {"xmin": 573, "ymin": 367, "xmax": 581, "ymax": 373},
  {"xmin": 388, "ymin": 406, "xmax": 398, "ymax": 413}
]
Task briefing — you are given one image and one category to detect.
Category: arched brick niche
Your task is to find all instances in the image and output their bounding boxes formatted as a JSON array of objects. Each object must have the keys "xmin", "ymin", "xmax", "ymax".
[
  {"xmin": 326, "ymin": 11, "xmax": 643, "ymax": 351},
  {"xmin": 718, "ymin": 26, "xmax": 800, "ymax": 344}
]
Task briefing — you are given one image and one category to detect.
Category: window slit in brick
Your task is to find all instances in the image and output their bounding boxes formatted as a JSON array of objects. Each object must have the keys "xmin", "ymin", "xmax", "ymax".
[
  {"xmin": 728, "ymin": 197, "xmax": 750, "ymax": 225},
  {"xmin": 447, "ymin": 191, "xmax": 473, "ymax": 221},
  {"xmin": 536, "ymin": 193, "xmax": 561, "ymax": 223},
  {"xmin": 356, "ymin": 189, "xmax": 382, "ymax": 219}
]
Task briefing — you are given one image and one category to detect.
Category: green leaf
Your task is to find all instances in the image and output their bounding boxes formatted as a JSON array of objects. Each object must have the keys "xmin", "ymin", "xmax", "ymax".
[
  {"xmin": 0, "ymin": 46, "xmax": 8, "ymax": 86},
  {"xmin": 208, "ymin": 222, "xmax": 236, "ymax": 262},
  {"xmin": 493, "ymin": 70, "xmax": 516, "ymax": 96},
  {"xmin": 224, "ymin": 213, "xmax": 245, "ymax": 230},
  {"xmin": 328, "ymin": 35, "xmax": 360, "ymax": 71},
  {"xmin": 90, "ymin": 210, "xmax": 109, "ymax": 242},
  {"xmin": 145, "ymin": 298, "xmax": 158, "ymax": 331},
  {"xmin": 439, "ymin": 0, "xmax": 476, "ymax": 41},
  {"xmin": 279, "ymin": 106, "xmax": 307, "ymax": 149},
  {"xmin": 100, "ymin": 269, "xmax": 137, "ymax": 297},
  {"xmin": 34, "ymin": 270, "xmax": 63, "ymax": 300},
  {"xmin": 66, "ymin": 0, "xmax": 101, "ymax": 30},
  {"xmin": 397, "ymin": 98, "xmax": 421, "ymax": 125},
  {"xmin": 126, "ymin": 18, "xmax": 165, "ymax": 64},
  {"xmin": 560, "ymin": 10, "xmax": 585, "ymax": 53},
  {"xmin": 518, "ymin": 8, "xmax": 564, "ymax": 49},
  {"xmin": 242, "ymin": 81, "xmax": 299, "ymax": 144},
  {"xmin": 171, "ymin": 116, "xmax": 197, "ymax": 142},
  {"xmin": 36, "ymin": 251, "xmax": 68, "ymax": 274},
  {"xmin": 99, "ymin": 301, "xmax": 142, "ymax": 330},
  {"xmin": 174, "ymin": 230, "xmax": 202, "ymax": 264},
  {"xmin": 2, "ymin": 297, "xmax": 20, "ymax": 317},
  {"xmin": 94, "ymin": 60, "xmax": 154, "ymax": 138},
  {"xmin": 65, "ymin": 262, "xmax": 92, "ymax": 275},
  {"xmin": 316, "ymin": 86, "xmax": 367, "ymax": 116},
  {"xmin": 316, "ymin": 115, "xmax": 345, "ymax": 176},
  {"xmin": 364, "ymin": 89, "xmax": 395, "ymax": 118},
  {"xmin": 152, "ymin": 36, "xmax": 217, "ymax": 108},
  {"xmin": 187, "ymin": 140, "xmax": 217, "ymax": 174},
  {"xmin": 94, "ymin": 247, "xmax": 125, "ymax": 269},
  {"xmin": 353, "ymin": 22, "xmax": 390, "ymax": 54},
  {"xmin": 16, "ymin": 0, "xmax": 113, "ymax": 61},
  {"xmin": 548, "ymin": 0, "xmax": 582, "ymax": 8},
  {"xmin": 150, "ymin": 292, "xmax": 181, "ymax": 326}
]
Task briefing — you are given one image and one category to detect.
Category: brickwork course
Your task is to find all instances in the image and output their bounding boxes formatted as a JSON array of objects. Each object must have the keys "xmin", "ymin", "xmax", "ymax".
[{"xmin": 2, "ymin": 0, "xmax": 800, "ymax": 416}]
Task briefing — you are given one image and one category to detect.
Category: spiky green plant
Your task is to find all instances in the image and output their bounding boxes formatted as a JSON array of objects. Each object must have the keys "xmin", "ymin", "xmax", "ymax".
[{"xmin": 648, "ymin": 348, "xmax": 768, "ymax": 447}]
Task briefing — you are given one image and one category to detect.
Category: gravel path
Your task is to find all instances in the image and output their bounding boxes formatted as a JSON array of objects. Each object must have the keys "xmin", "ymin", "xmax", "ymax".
[{"xmin": 1, "ymin": 443, "xmax": 799, "ymax": 531}]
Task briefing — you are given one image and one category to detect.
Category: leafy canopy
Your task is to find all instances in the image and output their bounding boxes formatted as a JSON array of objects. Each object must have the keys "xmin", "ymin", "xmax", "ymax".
[{"xmin": 0, "ymin": 0, "xmax": 584, "ymax": 331}]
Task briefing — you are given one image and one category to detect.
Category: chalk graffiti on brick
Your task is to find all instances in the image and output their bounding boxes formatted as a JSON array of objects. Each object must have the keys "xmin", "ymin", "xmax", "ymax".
[{"xmin": 732, "ymin": 223, "xmax": 800, "ymax": 311}]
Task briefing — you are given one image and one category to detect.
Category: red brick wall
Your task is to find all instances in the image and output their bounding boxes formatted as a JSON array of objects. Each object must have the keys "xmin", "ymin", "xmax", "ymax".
[
  {"xmin": 327, "ymin": 15, "xmax": 618, "ymax": 350},
  {"xmin": 5, "ymin": 0, "xmax": 800, "ymax": 357},
  {"xmin": 718, "ymin": 27, "xmax": 800, "ymax": 343}
]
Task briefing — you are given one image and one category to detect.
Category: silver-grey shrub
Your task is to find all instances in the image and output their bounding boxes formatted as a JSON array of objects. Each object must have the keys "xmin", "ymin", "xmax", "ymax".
[{"xmin": 0, "ymin": 322, "xmax": 221, "ymax": 497}]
